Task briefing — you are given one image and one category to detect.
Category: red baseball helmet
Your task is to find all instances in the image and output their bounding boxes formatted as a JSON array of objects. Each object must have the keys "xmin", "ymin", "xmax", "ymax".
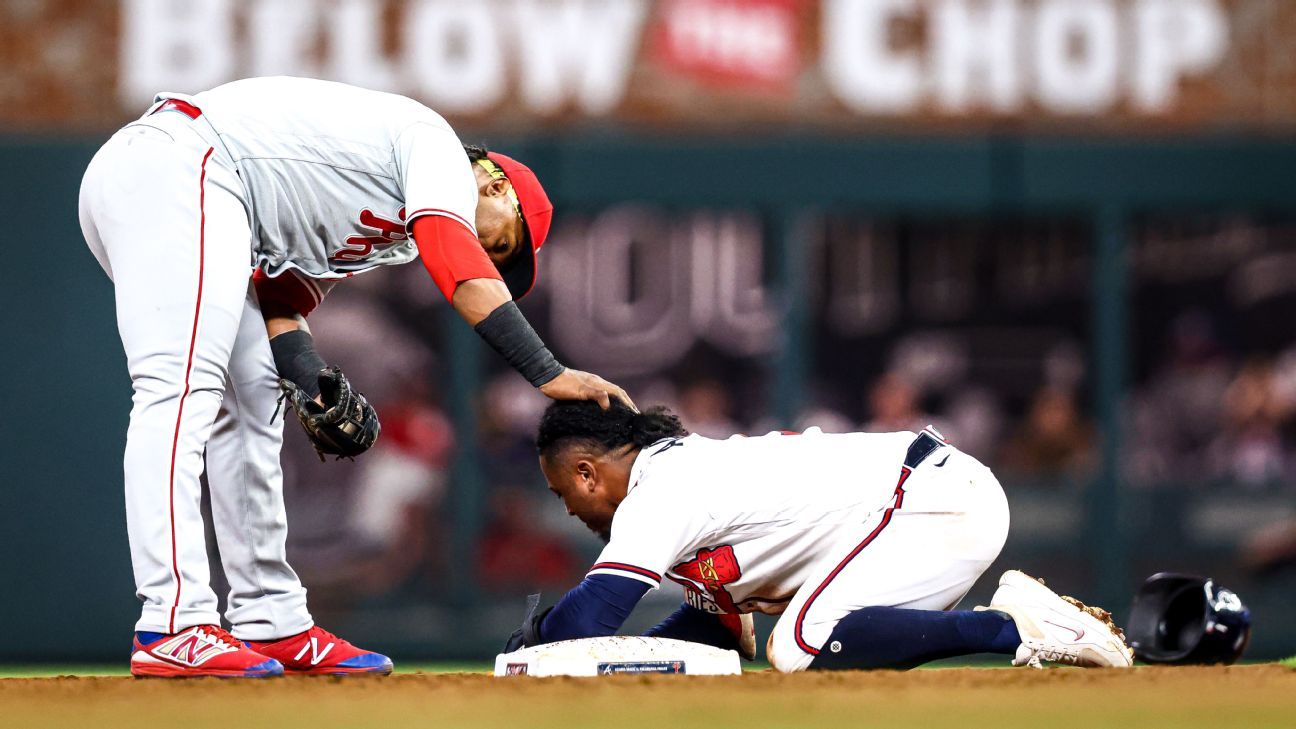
[{"xmin": 487, "ymin": 151, "xmax": 552, "ymax": 300}]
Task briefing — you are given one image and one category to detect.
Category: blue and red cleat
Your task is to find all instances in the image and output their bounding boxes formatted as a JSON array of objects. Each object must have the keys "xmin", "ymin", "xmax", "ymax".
[
  {"xmin": 247, "ymin": 625, "xmax": 393, "ymax": 676},
  {"xmin": 131, "ymin": 625, "xmax": 283, "ymax": 678}
]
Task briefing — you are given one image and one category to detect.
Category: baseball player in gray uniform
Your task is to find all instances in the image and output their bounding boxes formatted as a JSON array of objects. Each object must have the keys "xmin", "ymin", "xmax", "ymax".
[{"xmin": 78, "ymin": 76, "xmax": 633, "ymax": 678}]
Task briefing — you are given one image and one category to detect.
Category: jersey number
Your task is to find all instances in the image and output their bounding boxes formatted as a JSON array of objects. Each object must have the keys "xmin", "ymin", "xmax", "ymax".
[
  {"xmin": 670, "ymin": 545, "xmax": 743, "ymax": 614},
  {"xmin": 332, "ymin": 208, "xmax": 407, "ymax": 262}
]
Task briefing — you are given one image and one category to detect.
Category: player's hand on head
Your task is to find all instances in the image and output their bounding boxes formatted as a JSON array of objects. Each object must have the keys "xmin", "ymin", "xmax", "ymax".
[{"xmin": 538, "ymin": 369, "xmax": 637, "ymax": 412}]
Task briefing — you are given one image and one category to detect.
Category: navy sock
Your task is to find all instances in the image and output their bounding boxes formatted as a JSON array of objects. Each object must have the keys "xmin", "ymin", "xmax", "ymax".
[{"xmin": 808, "ymin": 607, "xmax": 1021, "ymax": 671}]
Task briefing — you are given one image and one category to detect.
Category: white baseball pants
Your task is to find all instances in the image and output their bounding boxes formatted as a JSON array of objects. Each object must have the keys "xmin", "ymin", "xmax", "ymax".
[
  {"xmin": 766, "ymin": 444, "xmax": 1010, "ymax": 672},
  {"xmin": 78, "ymin": 110, "xmax": 312, "ymax": 640}
]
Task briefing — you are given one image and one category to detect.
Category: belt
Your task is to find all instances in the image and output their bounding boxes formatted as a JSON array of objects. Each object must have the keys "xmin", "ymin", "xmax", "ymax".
[
  {"xmin": 903, "ymin": 428, "xmax": 946, "ymax": 470},
  {"xmin": 151, "ymin": 99, "xmax": 202, "ymax": 120}
]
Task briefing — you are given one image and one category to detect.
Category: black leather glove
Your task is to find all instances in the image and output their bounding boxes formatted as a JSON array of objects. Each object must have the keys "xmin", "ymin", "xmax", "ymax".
[
  {"xmin": 276, "ymin": 365, "xmax": 380, "ymax": 461},
  {"xmin": 503, "ymin": 594, "xmax": 552, "ymax": 652}
]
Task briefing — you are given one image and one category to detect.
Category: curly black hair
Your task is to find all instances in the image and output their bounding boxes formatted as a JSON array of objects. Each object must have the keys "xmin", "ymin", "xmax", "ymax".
[
  {"xmin": 463, "ymin": 143, "xmax": 490, "ymax": 161},
  {"xmin": 536, "ymin": 399, "xmax": 688, "ymax": 459}
]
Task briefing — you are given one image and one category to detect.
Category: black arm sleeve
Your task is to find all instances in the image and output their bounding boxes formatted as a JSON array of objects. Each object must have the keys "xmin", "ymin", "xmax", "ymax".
[
  {"xmin": 269, "ymin": 329, "xmax": 327, "ymax": 399},
  {"xmin": 472, "ymin": 301, "xmax": 565, "ymax": 387}
]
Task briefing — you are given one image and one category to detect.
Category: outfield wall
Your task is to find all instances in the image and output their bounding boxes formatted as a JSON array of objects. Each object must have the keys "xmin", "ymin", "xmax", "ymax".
[{"xmin": 3, "ymin": 135, "xmax": 1294, "ymax": 661}]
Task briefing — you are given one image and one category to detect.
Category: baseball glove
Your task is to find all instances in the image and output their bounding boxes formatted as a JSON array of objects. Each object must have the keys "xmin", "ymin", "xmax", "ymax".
[{"xmin": 276, "ymin": 366, "xmax": 380, "ymax": 461}]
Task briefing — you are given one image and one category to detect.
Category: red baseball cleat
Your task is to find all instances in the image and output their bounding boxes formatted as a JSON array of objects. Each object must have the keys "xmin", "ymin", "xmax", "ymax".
[
  {"xmin": 247, "ymin": 625, "xmax": 393, "ymax": 676},
  {"xmin": 131, "ymin": 625, "xmax": 284, "ymax": 678}
]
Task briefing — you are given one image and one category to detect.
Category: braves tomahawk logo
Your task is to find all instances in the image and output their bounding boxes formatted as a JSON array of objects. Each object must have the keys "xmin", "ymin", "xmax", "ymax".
[
  {"xmin": 332, "ymin": 208, "xmax": 407, "ymax": 262},
  {"xmin": 152, "ymin": 628, "xmax": 239, "ymax": 666},
  {"xmin": 670, "ymin": 545, "xmax": 743, "ymax": 613}
]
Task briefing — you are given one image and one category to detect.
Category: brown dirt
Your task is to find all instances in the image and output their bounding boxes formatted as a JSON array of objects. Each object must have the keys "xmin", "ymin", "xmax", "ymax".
[{"xmin": 2, "ymin": 665, "xmax": 1294, "ymax": 729}]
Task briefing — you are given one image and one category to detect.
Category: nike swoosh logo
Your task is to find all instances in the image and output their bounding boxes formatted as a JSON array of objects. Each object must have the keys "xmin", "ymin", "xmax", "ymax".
[
  {"xmin": 934, "ymin": 454, "xmax": 950, "ymax": 467},
  {"xmin": 1044, "ymin": 621, "xmax": 1085, "ymax": 641}
]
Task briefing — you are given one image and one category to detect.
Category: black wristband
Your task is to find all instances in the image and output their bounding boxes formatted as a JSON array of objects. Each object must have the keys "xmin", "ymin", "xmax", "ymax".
[
  {"xmin": 473, "ymin": 302, "xmax": 565, "ymax": 387},
  {"xmin": 269, "ymin": 329, "xmax": 327, "ymax": 398}
]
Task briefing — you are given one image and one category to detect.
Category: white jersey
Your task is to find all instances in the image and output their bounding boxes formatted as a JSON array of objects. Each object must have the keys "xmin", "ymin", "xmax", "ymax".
[
  {"xmin": 158, "ymin": 77, "xmax": 478, "ymax": 281},
  {"xmin": 589, "ymin": 428, "xmax": 920, "ymax": 615}
]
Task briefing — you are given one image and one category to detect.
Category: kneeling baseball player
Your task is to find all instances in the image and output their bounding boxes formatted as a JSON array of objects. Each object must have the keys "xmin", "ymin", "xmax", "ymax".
[{"xmin": 506, "ymin": 400, "xmax": 1133, "ymax": 671}]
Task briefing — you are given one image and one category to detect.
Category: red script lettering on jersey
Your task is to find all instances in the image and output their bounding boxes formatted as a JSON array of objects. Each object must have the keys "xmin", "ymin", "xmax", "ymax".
[
  {"xmin": 670, "ymin": 545, "xmax": 743, "ymax": 613},
  {"xmin": 332, "ymin": 208, "xmax": 407, "ymax": 262}
]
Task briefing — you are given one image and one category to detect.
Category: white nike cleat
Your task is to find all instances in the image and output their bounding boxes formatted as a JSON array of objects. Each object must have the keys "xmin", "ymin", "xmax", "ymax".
[{"xmin": 977, "ymin": 570, "xmax": 1134, "ymax": 669}]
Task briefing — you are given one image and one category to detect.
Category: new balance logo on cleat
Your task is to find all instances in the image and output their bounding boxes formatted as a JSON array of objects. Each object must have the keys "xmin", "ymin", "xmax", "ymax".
[
  {"xmin": 130, "ymin": 625, "xmax": 282, "ymax": 678},
  {"xmin": 153, "ymin": 630, "xmax": 238, "ymax": 666},
  {"xmin": 246, "ymin": 625, "xmax": 393, "ymax": 675},
  {"xmin": 293, "ymin": 636, "xmax": 336, "ymax": 666}
]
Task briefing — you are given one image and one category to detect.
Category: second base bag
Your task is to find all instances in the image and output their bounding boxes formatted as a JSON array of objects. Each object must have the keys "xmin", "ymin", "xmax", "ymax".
[{"xmin": 494, "ymin": 636, "xmax": 742, "ymax": 677}]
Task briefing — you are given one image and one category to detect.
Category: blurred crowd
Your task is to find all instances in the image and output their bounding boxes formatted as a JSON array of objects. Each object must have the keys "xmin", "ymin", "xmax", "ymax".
[
  {"xmin": 265, "ymin": 220, "xmax": 1296, "ymax": 614},
  {"xmin": 287, "ymin": 331, "xmax": 1296, "ymax": 605},
  {"xmin": 1127, "ymin": 312, "xmax": 1296, "ymax": 490}
]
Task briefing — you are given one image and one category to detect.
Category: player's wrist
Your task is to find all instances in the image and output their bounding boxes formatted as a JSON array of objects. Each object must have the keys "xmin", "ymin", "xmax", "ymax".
[
  {"xmin": 269, "ymin": 329, "xmax": 327, "ymax": 398},
  {"xmin": 536, "ymin": 367, "xmax": 569, "ymax": 390},
  {"xmin": 473, "ymin": 301, "xmax": 565, "ymax": 387}
]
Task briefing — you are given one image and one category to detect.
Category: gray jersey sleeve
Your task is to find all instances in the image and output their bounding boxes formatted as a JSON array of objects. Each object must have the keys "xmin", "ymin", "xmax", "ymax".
[{"xmin": 395, "ymin": 122, "xmax": 479, "ymax": 235}]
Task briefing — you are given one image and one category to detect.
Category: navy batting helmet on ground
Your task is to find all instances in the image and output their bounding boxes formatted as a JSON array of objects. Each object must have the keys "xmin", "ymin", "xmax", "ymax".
[{"xmin": 1126, "ymin": 573, "xmax": 1250, "ymax": 665}]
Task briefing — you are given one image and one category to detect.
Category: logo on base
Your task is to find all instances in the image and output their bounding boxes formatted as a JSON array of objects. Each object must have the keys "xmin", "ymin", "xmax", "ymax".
[{"xmin": 597, "ymin": 661, "xmax": 686, "ymax": 675}]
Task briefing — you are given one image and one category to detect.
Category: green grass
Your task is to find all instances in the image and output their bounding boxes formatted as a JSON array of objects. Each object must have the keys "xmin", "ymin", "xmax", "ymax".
[
  {"xmin": 0, "ymin": 661, "xmax": 775, "ymax": 678},
  {"xmin": 395, "ymin": 662, "xmax": 491, "ymax": 674},
  {"xmin": 0, "ymin": 659, "xmax": 771, "ymax": 678},
  {"xmin": 0, "ymin": 665, "xmax": 130, "ymax": 678},
  {"xmin": 0, "ymin": 662, "xmax": 493, "ymax": 678},
  {"xmin": 3, "ymin": 658, "xmax": 1291, "ymax": 679}
]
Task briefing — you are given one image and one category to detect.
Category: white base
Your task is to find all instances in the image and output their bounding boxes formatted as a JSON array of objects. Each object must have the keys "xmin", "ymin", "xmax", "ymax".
[{"xmin": 494, "ymin": 636, "xmax": 742, "ymax": 677}]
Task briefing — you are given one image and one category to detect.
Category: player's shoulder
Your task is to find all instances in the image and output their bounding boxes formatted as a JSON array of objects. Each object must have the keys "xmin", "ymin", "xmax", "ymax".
[
  {"xmin": 197, "ymin": 76, "xmax": 449, "ymax": 128},
  {"xmin": 610, "ymin": 440, "xmax": 698, "ymax": 534},
  {"xmin": 638, "ymin": 433, "xmax": 710, "ymax": 467},
  {"xmin": 624, "ymin": 436, "xmax": 698, "ymax": 493},
  {"xmin": 624, "ymin": 434, "xmax": 732, "ymax": 502}
]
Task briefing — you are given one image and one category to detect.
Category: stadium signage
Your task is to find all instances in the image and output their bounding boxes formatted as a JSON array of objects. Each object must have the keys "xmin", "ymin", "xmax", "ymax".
[{"xmin": 2, "ymin": 0, "xmax": 1290, "ymax": 131}]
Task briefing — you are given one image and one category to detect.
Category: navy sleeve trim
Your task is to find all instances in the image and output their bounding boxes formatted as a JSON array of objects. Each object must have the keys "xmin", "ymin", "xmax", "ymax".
[{"xmin": 588, "ymin": 562, "xmax": 662, "ymax": 584}]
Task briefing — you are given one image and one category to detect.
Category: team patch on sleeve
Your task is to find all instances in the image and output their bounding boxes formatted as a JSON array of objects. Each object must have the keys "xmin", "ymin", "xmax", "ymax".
[
  {"xmin": 588, "ymin": 562, "xmax": 662, "ymax": 587},
  {"xmin": 667, "ymin": 545, "xmax": 743, "ymax": 613}
]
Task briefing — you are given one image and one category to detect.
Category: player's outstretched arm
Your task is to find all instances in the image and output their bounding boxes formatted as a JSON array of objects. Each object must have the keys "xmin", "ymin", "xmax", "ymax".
[
  {"xmin": 504, "ymin": 574, "xmax": 650, "ymax": 653},
  {"xmin": 452, "ymin": 278, "xmax": 637, "ymax": 411},
  {"xmin": 414, "ymin": 215, "xmax": 636, "ymax": 410}
]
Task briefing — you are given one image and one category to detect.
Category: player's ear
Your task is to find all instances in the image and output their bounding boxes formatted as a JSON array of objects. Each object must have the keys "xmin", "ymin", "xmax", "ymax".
[
  {"xmin": 485, "ymin": 176, "xmax": 510, "ymax": 198},
  {"xmin": 576, "ymin": 459, "xmax": 597, "ymax": 492}
]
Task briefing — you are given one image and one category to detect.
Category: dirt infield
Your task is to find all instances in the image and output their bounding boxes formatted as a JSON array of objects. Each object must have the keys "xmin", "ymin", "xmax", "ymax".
[{"xmin": 3, "ymin": 665, "xmax": 1293, "ymax": 729}]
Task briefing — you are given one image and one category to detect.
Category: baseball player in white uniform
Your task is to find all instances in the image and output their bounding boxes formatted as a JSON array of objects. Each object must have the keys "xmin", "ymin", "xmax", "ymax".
[
  {"xmin": 78, "ymin": 77, "xmax": 633, "ymax": 678},
  {"xmin": 506, "ymin": 400, "xmax": 1133, "ymax": 671}
]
